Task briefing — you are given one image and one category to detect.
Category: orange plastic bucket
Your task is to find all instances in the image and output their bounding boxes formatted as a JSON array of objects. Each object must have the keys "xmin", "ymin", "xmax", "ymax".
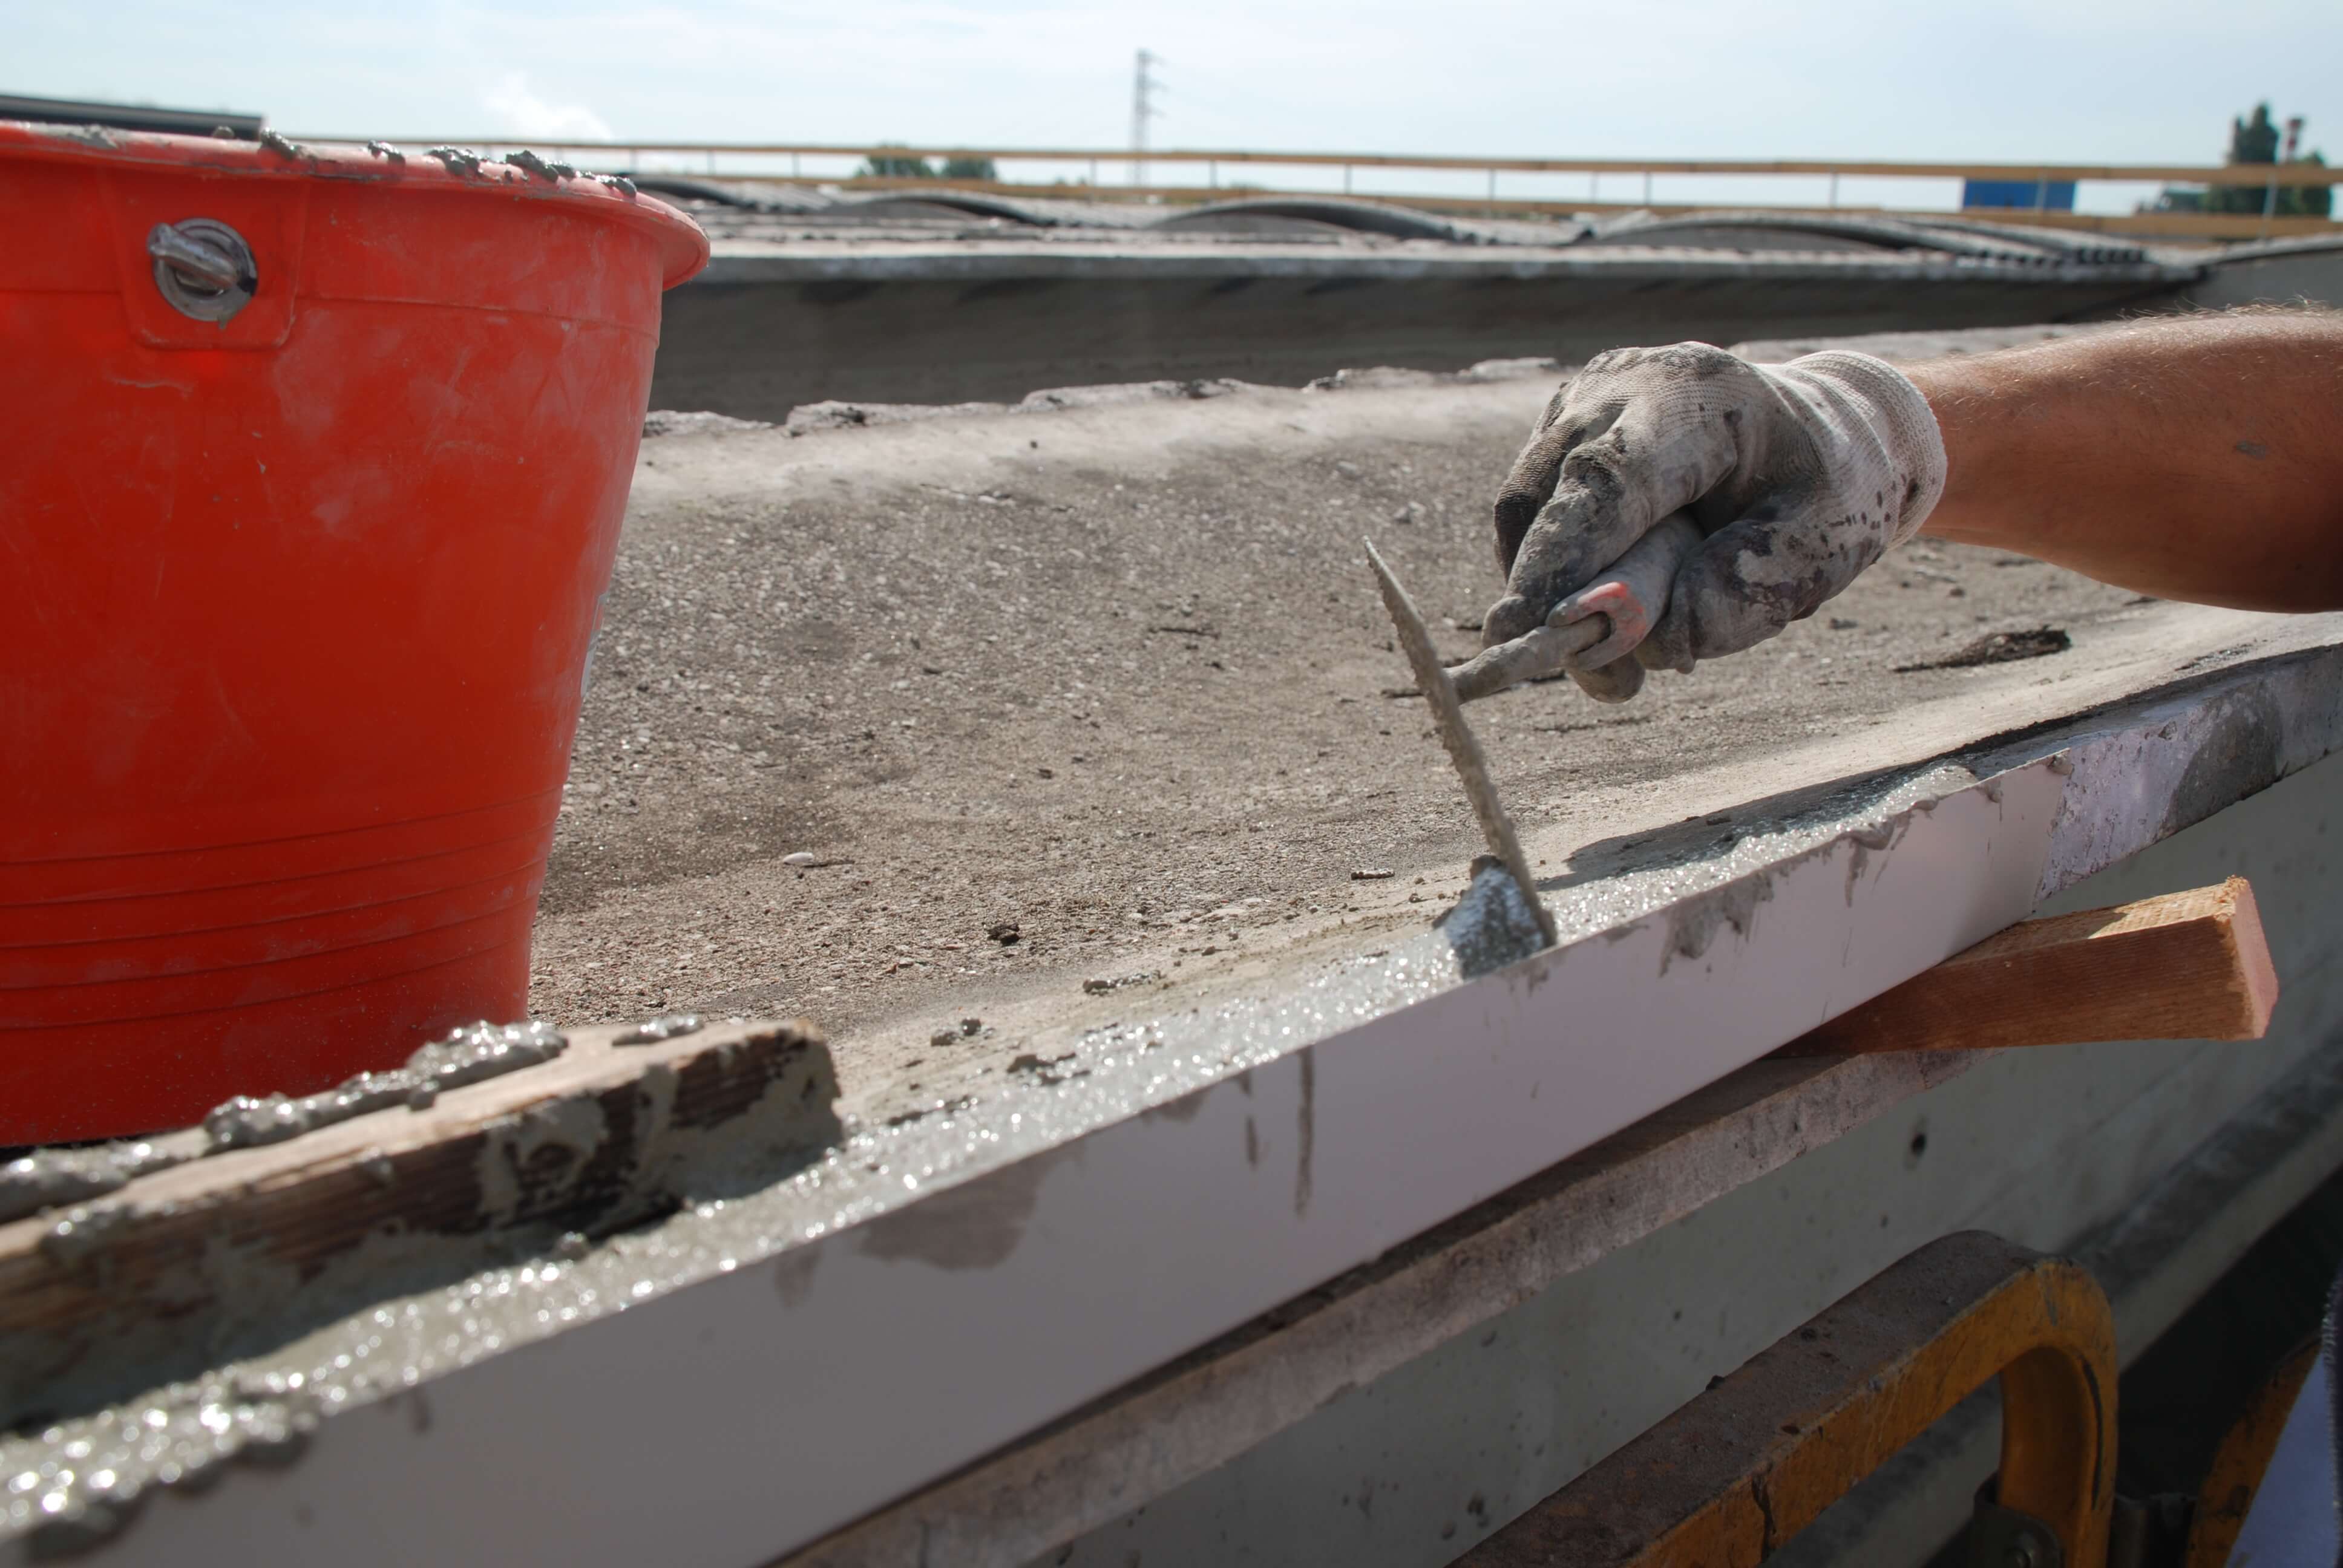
[{"xmin": 0, "ymin": 125, "xmax": 709, "ymax": 1143}]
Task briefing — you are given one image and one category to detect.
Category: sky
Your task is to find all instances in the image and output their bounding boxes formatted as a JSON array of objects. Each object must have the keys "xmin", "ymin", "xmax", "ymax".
[{"xmin": 11, "ymin": 0, "xmax": 2339, "ymax": 215}]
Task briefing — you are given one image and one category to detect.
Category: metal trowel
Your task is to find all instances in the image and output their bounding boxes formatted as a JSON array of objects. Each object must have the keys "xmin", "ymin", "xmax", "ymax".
[
  {"xmin": 1446, "ymin": 512, "xmax": 1702, "ymax": 703},
  {"xmin": 1363, "ymin": 514, "xmax": 1701, "ymax": 952},
  {"xmin": 1365, "ymin": 541, "xmax": 1559, "ymax": 949}
]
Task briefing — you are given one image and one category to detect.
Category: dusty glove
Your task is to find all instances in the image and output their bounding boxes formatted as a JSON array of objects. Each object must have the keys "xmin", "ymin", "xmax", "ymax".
[{"xmin": 1485, "ymin": 343, "xmax": 1948, "ymax": 686}]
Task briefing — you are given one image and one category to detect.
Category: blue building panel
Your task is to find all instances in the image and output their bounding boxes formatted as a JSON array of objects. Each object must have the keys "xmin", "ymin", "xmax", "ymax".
[{"xmin": 1962, "ymin": 178, "xmax": 2077, "ymax": 211}]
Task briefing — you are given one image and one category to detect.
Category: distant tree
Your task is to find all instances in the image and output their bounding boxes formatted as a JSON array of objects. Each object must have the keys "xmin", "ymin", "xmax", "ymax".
[
  {"xmin": 2230, "ymin": 103, "xmax": 2282, "ymax": 165},
  {"xmin": 857, "ymin": 145, "xmax": 936, "ymax": 180},
  {"xmin": 939, "ymin": 155, "xmax": 998, "ymax": 181},
  {"xmin": 2154, "ymin": 103, "xmax": 2331, "ymax": 218}
]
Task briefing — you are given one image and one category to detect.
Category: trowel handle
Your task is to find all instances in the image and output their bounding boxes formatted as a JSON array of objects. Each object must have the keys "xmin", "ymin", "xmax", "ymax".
[
  {"xmin": 1449, "ymin": 609, "xmax": 1604, "ymax": 702},
  {"xmin": 1450, "ymin": 513, "xmax": 1703, "ymax": 702},
  {"xmin": 1555, "ymin": 513, "xmax": 1704, "ymax": 703}
]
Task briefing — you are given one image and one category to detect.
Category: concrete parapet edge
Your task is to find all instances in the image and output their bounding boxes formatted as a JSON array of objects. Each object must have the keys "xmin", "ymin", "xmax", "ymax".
[{"xmin": 21, "ymin": 626, "xmax": 2343, "ymax": 1568}]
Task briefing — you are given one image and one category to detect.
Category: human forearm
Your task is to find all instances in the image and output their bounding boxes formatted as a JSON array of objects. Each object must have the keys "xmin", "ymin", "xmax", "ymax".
[{"xmin": 1909, "ymin": 311, "xmax": 2343, "ymax": 610}]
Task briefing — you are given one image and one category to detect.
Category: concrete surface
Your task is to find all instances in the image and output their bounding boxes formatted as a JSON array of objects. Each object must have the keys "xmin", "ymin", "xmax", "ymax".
[
  {"xmin": 2186, "ymin": 235, "xmax": 2343, "ymax": 310},
  {"xmin": 531, "ymin": 348, "xmax": 2148, "ymax": 1102}
]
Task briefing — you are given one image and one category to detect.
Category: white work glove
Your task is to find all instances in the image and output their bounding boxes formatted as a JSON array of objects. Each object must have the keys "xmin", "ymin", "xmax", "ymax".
[{"xmin": 1486, "ymin": 343, "xmax": 1948, "ymax": 686}]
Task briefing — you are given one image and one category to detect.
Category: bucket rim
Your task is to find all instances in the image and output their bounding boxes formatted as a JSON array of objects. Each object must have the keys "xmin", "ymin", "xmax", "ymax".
[{"xmin": 0, "ymin": 120, "xmax": 711, "ymax": 289}]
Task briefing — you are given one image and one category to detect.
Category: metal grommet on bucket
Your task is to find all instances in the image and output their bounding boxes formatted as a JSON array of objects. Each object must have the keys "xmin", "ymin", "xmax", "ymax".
[{"xmin": 146, "ymin": 217, "xmax": 257, "ymax": 322}]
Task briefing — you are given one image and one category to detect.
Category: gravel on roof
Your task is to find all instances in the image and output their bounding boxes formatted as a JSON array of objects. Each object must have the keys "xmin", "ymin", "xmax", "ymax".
[{"xmin": 530, "ymin": 336, "xmax": 2155, "ymax": 1099}]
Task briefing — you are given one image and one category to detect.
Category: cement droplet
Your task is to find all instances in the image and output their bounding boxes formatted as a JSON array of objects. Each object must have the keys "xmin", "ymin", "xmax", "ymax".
[{"xmin": 615, "ymin": 1013, "xmax": 704, "ymax": 1047}]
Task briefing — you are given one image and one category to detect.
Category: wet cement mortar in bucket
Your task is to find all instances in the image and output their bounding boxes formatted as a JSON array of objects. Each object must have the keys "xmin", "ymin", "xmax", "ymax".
[{"xmin": 0, "ymin": 754, "xmax": 1998, "ymax": 1550}]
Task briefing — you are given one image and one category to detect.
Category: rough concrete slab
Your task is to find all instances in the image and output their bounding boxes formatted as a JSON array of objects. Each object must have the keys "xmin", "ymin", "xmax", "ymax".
[
  {"xmin": 531, "ymin": 341, "xmax": 2176, "ymax": 1109},
  {"xmin": 22, "ymin": 611, "xmax": 2340, "ymax": 1568}
]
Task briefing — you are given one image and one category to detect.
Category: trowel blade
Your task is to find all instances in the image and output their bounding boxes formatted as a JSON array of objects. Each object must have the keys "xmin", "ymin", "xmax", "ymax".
[{"xmin": 1364, "ymin": 541, "xmax": 1558, "ymax": 949}]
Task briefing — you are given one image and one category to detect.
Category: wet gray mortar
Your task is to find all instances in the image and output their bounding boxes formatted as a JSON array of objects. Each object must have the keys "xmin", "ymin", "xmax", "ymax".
[{"xmin": 0, "ymin": 1024, "xmax": 572, "ymax": 1228}]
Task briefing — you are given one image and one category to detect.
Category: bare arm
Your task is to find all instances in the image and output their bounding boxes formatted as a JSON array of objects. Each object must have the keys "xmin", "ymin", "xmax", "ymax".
[
  {"xmin": 1485, "ymin": 308, "xmax": 2343, "ymax": 700},
  {"xmin": 1910, "ymin": 310, "xmax": 2343, "ymax": 611}
]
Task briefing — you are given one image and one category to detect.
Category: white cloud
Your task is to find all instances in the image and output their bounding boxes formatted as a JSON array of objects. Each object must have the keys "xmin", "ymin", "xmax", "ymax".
[{"xmin": 483, "ymin": 71, "xmax": 614, "ymax": 140}]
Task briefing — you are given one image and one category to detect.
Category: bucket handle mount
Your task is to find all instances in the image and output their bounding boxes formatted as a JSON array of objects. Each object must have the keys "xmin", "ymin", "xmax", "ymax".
[{"xmin": 146, "ymin": 218, "xmax": 257, "ymax": 324}]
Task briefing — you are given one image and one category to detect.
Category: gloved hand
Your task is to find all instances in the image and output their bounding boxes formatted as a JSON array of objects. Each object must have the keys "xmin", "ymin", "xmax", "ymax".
[{"xmin": 1486, "ymin": 344, "xmax": 1948, "ymax": 691}]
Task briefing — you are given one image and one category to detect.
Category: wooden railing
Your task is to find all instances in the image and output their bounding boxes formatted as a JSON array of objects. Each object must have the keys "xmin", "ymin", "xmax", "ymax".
[
  {"xmin": 290, "ymin": 136, "xmax": 2343, "ymax": 242},
  {"xmin": 290, "ymin": 139, "xmax": 2343, "ymax": 186}
]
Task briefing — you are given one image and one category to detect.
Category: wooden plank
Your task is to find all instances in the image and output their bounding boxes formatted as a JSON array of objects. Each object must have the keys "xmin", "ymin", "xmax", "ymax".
[
  {"xmin": 1782, "ymin": 878, "xmax": 2277, "ymax": 1056},
  {"xmin": 0, "ymin": 1017, "xmax": 836, "ymax": 1422}
]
